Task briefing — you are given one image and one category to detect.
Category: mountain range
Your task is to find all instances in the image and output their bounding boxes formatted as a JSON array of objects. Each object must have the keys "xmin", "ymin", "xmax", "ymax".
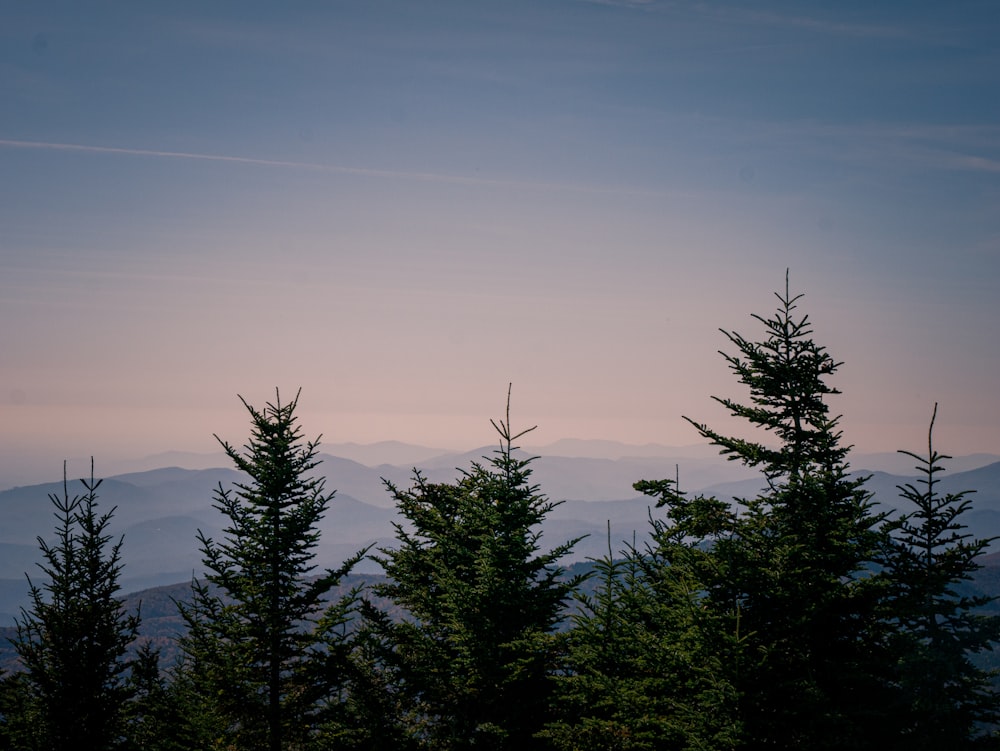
[{"xmin": 1, "ymin": 440, "xmax": 997, "ymax": 625}]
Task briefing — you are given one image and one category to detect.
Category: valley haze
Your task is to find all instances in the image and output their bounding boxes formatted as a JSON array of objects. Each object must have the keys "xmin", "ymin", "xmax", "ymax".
[{"xmin": 2, "ymin": 438, "xmax": 998, "ymax": 625}]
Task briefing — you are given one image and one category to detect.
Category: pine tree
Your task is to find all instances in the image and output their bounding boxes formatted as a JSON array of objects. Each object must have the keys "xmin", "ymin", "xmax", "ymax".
[
  {"xmin": 880, "ymin": 404, "xmax": 1000, "ymax": 749},
  {"xmin": 8, "ymin": 461, "xmax": 140, "ymax": 751},
  {"xmin": 368, "ymin": 388, "xmax": 583, "ymax": 750},
  {"xmin": 642, "ymin": 275, "xmax": 888, "ymax": 748},
  {"xmin": 120, "ymin": 641, "xmax": 189, "ymax": 751},
  {"xmin": 176, "ymin": 389, "xmax": 365, "ymax": 751},
  {"xmin": 544, "ymin": 507, "xmax": 741, "ymax": 751}
]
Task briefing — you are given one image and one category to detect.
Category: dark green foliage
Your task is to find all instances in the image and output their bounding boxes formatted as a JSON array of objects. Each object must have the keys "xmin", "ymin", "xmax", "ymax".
[
  {"xmin": 120, "ymin": 641, "xmax": 190, "ymax": 751},
  {"xmin": 880, "ymin": 405, "xmax": 1000, "ymax": 749},
  {"xmin": 368, "ymin": 389, "xmax": 583, "ymax": 750},
  {"xmin": 0, "ymin": 673, "xmax": 39, "ymax": 751},
  {"xmin": 6, "ymin": 462, "xmax": 140, "ymax": 751},
  {"xmin": 176, "ymin": 390, "xmax": 365, "ymax": 751},
  {"xmin": 324, "ymin": 601, "xmax": 420, "ymax": 751},
  {"xmin": 680, "ymin": 277, "xmax": 890, "ymax": 749},
  {"xmin": 603, "ymin": 277, "xmax": 891, "ymax": 749},
  {"xmin": 545, "ymin": 510, "xmax": 741, "ymax": 751}
]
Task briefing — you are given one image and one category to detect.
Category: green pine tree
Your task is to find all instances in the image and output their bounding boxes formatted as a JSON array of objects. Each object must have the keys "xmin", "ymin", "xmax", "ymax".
[
  {"xmin": 544, "ymin": 505, "xmax": 741, "ymax": 751},
  {"xmin": 367, "ymin": 388, "xmax": 583, "ymax": 750},
  {"xmin": 176, "ymin": 389, "xmax": 365, "ymax": 751},
  {"xmin": 637, "ymin": 275, "xmax": 888, "ymax": 749},
  {"xmin": 879, "ymin": 404, "xmax": 1000, "ymax": 749},
  {"xmin": 7, "ymin": 461, "xmax": 140, "ymax": 751},
  {"xmin": 119, "ymin": 641, "xmax": 190, "ymax": 751}
]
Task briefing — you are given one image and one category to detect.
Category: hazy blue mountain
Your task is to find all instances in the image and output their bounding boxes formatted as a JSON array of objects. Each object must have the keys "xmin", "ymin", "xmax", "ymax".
[
  {"xmin": 0, "ymin": 463, "xmax": 401, "ymax": 620},
  {"xmin": 312, "ymin": 454, "xmax": 462, "ymax": 509},
  {"xmin": 95, "ymin": 442, "xmax": 455, "ymax": 478},
  {"xmin": 95, "ymin": 451, "xmax": 231, "ymax": 476},
  {"xmin": 2, "ymin": 452, "xmax": 998, "ymax": 625},
  {"xmin": 544, "ymin": 496, "xmax": 659, "ymax": 561},
  {"xmin": 525, "ymin": 439, "xmax": 725, "ymax": 460},
  {"xmin": 416, "ymin": 447, "xmax": 761, "ymax": 500},
  {"xmin": 118, "ymin": 515, "xmax": 222, "ymax": 591},
  {"xmin": 940, "ymin": 462, "xmax": 1000, "ymax": 510},
  {"xmin": 320, "ymin": 441, "xmax": 455, "ymax": 467},
  {"xmin": 0, "ymin": 542, "xmax": 42, "ymax": 581},
  {"xmin": 851, "ymin": 451, "xmax": 1000, "ymax": 476},
  {"xmin": 3, "ymin": 441, "xmax": 996, "ymax": 495}
]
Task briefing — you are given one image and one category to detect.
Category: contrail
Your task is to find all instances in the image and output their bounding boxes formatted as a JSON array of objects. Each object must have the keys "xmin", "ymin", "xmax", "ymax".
[
  {"xmin": 0, "ymin": 137, "xmax": 515, "ymax": 188},
  {"xmin": 0, "ymin": 137, "xmax": 680, "ymax": 198}
]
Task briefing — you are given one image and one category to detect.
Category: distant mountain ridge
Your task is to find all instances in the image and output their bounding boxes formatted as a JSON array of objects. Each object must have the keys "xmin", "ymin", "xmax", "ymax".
[
  {"xmin": 0, "ymin": 443, "xmax": 997, "ymax": 627},
  {"xmin": 9, "ymin": 439, "xmax": 991, "ymax": 492}
]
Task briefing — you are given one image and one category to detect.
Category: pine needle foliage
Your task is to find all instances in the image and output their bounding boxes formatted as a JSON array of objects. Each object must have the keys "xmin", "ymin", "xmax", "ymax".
[
  {"xmin": 176, "ymin": 389, "xmax": 365, "ymax": 751},
  {"xmin": 369, "ymin": 387, "xmax": 584, "ymax": 750},
  {"xmin": 636, "ymin": 275, "xmax": 888, "ymax": 749},
  {"xmin": 880, "ymin": 404, "xmax": 1000, "ymax": 749},
  {"xmin": 544, "ymin": 508, "xmax": 741, "ymax": 751},
  {"xmin": 8, "ymin": 461, "xmax": 140, "ymax": 751}
]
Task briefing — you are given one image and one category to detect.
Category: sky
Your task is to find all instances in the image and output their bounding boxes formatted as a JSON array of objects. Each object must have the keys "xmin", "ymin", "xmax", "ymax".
[{"xmin": 2, "ymin": 0, "xmax": 999, "ymax": 484}]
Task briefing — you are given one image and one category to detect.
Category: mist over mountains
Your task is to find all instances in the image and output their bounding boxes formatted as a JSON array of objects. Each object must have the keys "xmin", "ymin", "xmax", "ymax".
[{"xmin": 1, "ymin": 440, "xmax": 998, "ymax": 624}]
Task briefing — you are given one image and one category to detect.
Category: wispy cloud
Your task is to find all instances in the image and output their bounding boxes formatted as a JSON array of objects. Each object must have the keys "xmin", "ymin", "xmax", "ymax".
[
  {"xmin": 0, "ymin": 138, "xmax": 502, "ymax": 184},
  {"xmin": 661, "ymin": 114, "xmax": 1000, "ymax": 176},
  {"xmin": 578, "ymin": 0, "xmax": 917, "ymax": 40},
  {"xmin": 805, "ymin": 122, "xmax": 1000, "ymax": 174},
  {"xmin": 0, "ymin": 137, "xmax": 693, "ymax": 199},
  {"xmin": 709, "ymin": 6, "xmax": 913, "ymax": 40},
  {"xmin": 913, "ymin": 150, "xmax": 1000, "ymax": 175}
]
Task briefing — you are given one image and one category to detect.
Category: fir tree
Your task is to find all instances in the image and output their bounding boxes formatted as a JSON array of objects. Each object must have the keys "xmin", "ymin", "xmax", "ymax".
[
  {"xmin": 176, "ymin": 389, "xmax": 365, "ymax": 751},
  {"xmin": 120, "ymin": 641, "xmax": 189, "ymax": 751},
  {"xmin": 880, "ymin": 404, "xmax": 1000, "ymax": 749},
  {"xmin": 368, "ymin": 388, "xmax": 583, "ymax": 750},
  {"xmin": 8, "ymin": 461, "xmax": 140, "ymax": 751},
  {"xmin": 544, "ymin": 508, "xmax": 741, "ymax": 751},
  {"xmin": 637, "ymin": 275, "xmax": 888, "ymax": 749}
]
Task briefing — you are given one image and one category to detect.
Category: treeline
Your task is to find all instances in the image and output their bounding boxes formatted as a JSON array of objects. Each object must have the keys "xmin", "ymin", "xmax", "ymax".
[{"xmin": 1, "ymin": 281, "xmax": 998, "ymax": 750}]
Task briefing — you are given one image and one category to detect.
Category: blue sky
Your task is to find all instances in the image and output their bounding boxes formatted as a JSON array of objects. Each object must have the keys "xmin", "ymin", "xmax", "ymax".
[{"xmin": 2, "ymin": 1, "xmax": 999, "ymax": 483}]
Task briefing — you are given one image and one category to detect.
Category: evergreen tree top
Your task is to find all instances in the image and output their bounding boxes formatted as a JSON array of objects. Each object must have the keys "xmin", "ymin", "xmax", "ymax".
[{"xmin": 687, "ymin": 272, "xmax": 849, "ymax": 481}]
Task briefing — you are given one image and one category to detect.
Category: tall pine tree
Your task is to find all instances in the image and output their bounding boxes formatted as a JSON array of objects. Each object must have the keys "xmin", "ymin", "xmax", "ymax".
[
  {"xmin": 637, "ymin": 276, "xmax": 888, "ymax": 749},
  {"xmin": 6, "ymin": 461, "xmax": 140, "ymax": 751},
  {"xmin": 176, "ymin": 389, "xmax": 364, "ymax": 751}
]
